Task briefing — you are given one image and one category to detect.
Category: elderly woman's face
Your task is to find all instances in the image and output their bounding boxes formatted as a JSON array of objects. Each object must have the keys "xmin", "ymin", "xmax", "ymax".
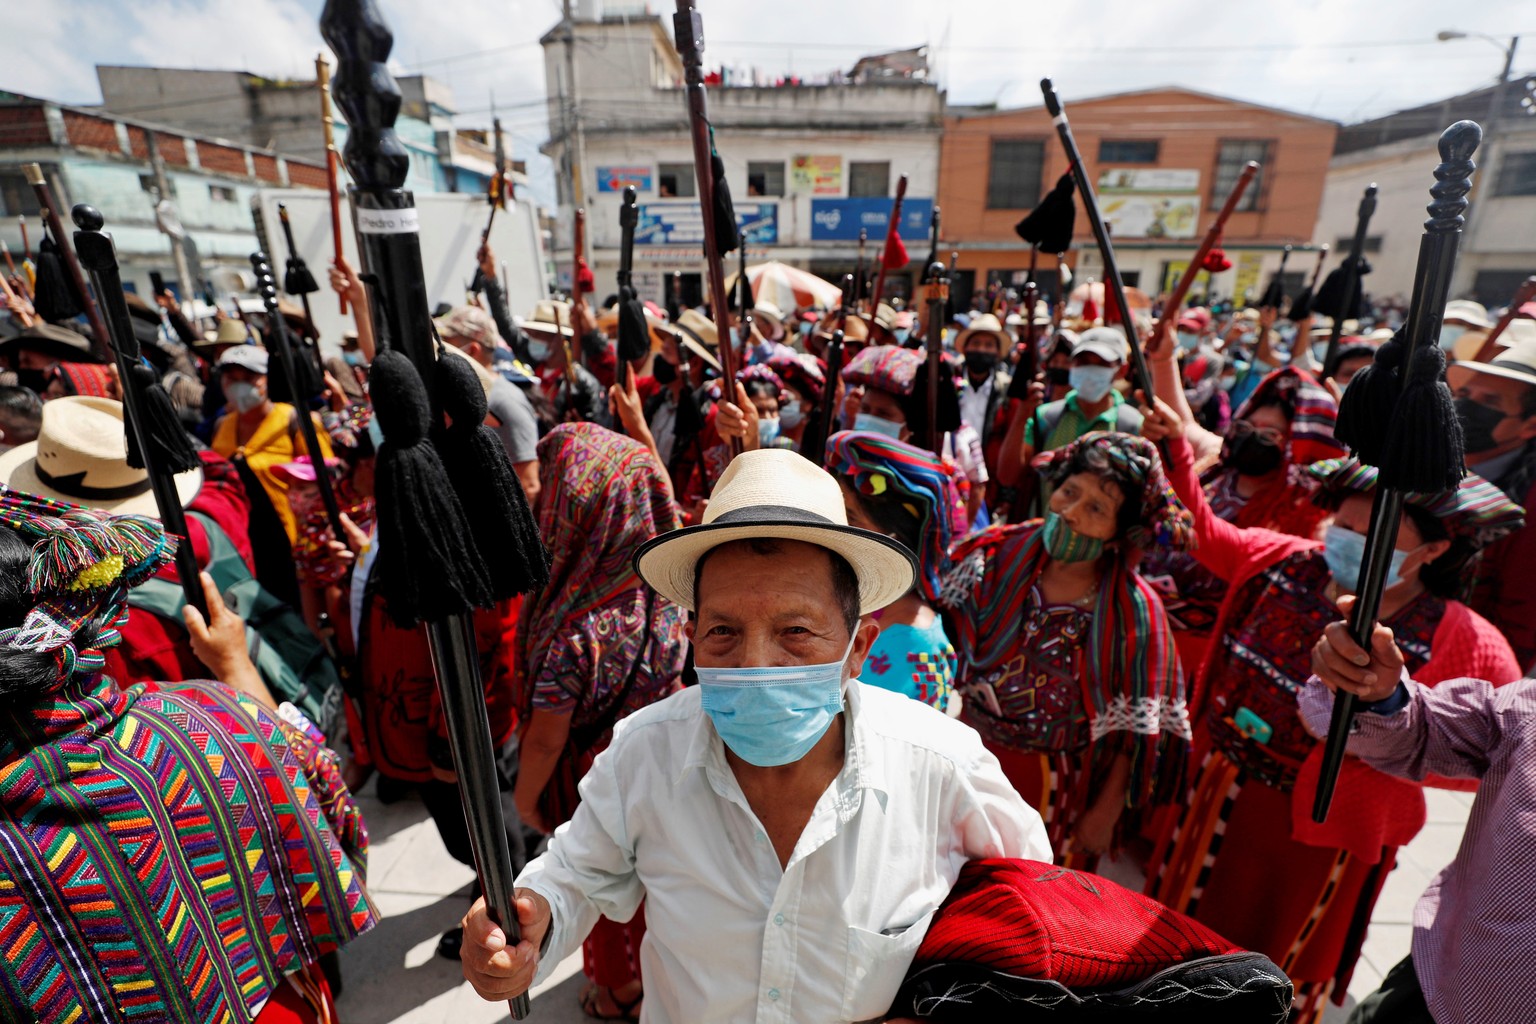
[
  {"xmin": 688, "ymin": 539, "xmax": 874, "ymax": 674},
  {"xmin": 1048, "ymin": 471, "xmax": 1126, "ymax": 543}
]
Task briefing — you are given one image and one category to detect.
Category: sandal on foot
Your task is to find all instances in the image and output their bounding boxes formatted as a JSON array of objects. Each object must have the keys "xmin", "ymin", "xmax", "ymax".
[{"xmin": 579, "ymin": 982, "xmax": 642, "ymax": 1021}]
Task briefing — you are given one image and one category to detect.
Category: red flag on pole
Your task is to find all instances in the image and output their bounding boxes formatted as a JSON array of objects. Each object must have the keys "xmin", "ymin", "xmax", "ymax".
[{"xmin": 882, "ymin": 228, "xmax": 909, "ymax": 270}]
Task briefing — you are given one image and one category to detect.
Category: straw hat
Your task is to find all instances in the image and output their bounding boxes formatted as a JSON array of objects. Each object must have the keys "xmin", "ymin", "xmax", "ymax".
[
  {"xmin": 523, "ymin": 299, "xmax": 575, "ymax": 337},
  {"xmin": 1443, "ymin": 299, "xmax": 1493, "ymax": 330},
  {"xmin": 0, "ymin": 323, "xmax": 99, "ymax": 363},
  {"xmin": 956, "ymin": 312, "xmax": 1010, "ymax": 349},
  {"xmin": 674, "ymin": 308, "xmax": 720, "ymax": 350},
  {"xmin": 0, "ymin": 396, "xmax": 202, "ymax": 516},
  {"xmin": 634, "ymin": 448, "xmax": 916, "ymax": 614},
  {"xmin": 1448, "ymin": 332, "xmax": 1536, "ymax": 392},
  {"xmin": 652, "ymin": 314, "xmax": 721, "ymax": 373},
  {"xmin": 198, "ymin": 318, "xmax": 250, "ymax": 349}
]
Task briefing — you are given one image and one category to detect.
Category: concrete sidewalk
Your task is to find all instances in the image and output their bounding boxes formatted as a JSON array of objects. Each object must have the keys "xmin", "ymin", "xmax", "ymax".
[{"xmin": 334, "ymin": 782, "xmax": 1473, "ymax": 1023}]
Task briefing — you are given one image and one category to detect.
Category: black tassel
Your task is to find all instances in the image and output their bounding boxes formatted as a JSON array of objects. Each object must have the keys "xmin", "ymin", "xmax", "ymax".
[
  {"xmin": 284, "ymin": 259, "xmax": 320, "ymax": 297},
  {"xmin": 32, "ymin": 230, "xmax": 83, "ymax": 322},
  {"xmin": 370, "ymin": 349, "xmax": 492, "ymax": 627},
  {"xmin": 1287, "ymin": 285, "xmax": 1315, "ymax": 321},
  {"xmin": 617, "ymin": 286, "xmax": 650, "ymax": 364},
  {"xmin": 710, "ymin": 147, "xmax": 741, "ymax": 255},
  {"xmin": 674, "ymin": 384, "xmax": 705, "ymax": 438},
  {"xmin": 122, "ymin": 358, "xmax": 200, "ymax": 474},
  {"xmin": 1258, "ymin": 275, "xmax": 1286, "ymax": 311},
  {"xmin": 432, "ymin": 352, "xmax": 550, "ymax": 600},
  {"xmin": 1335, "ymin": 332, "xmax": 1406, "ymax": 466},
  {"xmin": 1312, "ymin": 257, "xmax": 1371, "ymax": 321},
  {"xmin": 266, "ymin": 328, "xmax": 325, "ymax": 406},
  {"xmin": 1014, "ymin": 174, "xmax": 1077, "ymax": 254},
  {"xmin": 1377, "ymin": 343, "xmax": 1465, "ymax": 492}
]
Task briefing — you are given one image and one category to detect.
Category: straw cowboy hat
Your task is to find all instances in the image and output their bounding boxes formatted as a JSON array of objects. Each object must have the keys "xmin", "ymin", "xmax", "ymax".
[
  {"xmin": 522, "ymin": 299, "xmax": 576, "ymax": 337},
  {"xmin": 651, "ymin": 313, "xmax": 722, "ymax": 374},
  {"xmin": 634, "ymin": 448, "xmax": 916, "ymax": 614},
  {"xmin": 956, "ymin": 312, "xmax": 1011, "ymax": 349},
  {"xmin": 197, "ymin": 317, "xmax": 251, "ymax": 350},
  {"xmin": 1448, "ymin": 332, "xmax": 1536, "ymax": 392},
  {"xmin": 0, "ymin": 396, "xmax": 202, "ymax": 516}
]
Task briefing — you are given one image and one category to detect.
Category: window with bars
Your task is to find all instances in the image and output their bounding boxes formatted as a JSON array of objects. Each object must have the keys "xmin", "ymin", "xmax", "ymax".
[
  {"xmin": 1212, "ymin": 140, "xmax": 1270, "ymax": 211},
  {"xmin": 1493, "ymin": 151, "xmax": 1536, "ymax": 196},
  {"xmin": 848, "ymin": 161, "xmax": 890, "ymax": 197},
  {"xmin": 986, "ymin": 138, "xmax": 1045, "ymax": 209},
  {"xmin": 657, "ymin": 162, "xmax": 696, "ymax": 198},
  {"xmin": 747, "ymin": 161, "xmax": 785, "ymax": 196},
  {"xmin": 1099, "ymin": 139, "xmax": 1160, "ymax": 164}
]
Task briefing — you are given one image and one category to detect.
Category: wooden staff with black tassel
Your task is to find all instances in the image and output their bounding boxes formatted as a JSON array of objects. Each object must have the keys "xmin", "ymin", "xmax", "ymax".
[
  {"xmin": 615, "ymin": 185, "xmax": 649, "ymax": 366},
  {"xmin": 251, "ymin": 251, "xmax": 345, "ymax": 540},
  {"xmin": 674, "ymin": 0, "xmax": 742, "ymax": 459},
  {"xmin": 1149, "ymin": 161, "xmax": 1259, "ymax": 354},
  {"xmin": 71, "ymin": 205, "xmax": 206, "ymax": 617},
  {"xmin": 320, "ymin": 4, "xmax": 546, "ymax": 1016},
  {"xmin": 923, "ymin": 261, "xmax": 948, "ymax": 454},
  {"xmin": 1313, "ymin": 122, "xmax": 1481, "ymax": 823},
  {"xmin": 24, "ymin": 164, "xmax": 111, "ymax": 360},
  {"xmin": 1038, "ymin": 81, "xmax": 1154, "ymax": 402}
]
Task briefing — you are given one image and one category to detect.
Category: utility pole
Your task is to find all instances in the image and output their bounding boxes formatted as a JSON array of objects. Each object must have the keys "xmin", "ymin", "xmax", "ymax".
[
  {"xmin": 562, "ymin": 0, "xmax": 587, "ymax": 265},
  {"xmin": 144, "ymin": 131, "xmax": 195, "ymax": 298}
]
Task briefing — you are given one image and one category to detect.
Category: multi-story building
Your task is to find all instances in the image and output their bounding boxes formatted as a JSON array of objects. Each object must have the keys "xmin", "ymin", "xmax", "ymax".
[
  {"xmin": 0, "ymin": 90, "xmax": 328, "ymax": 297},
  {"xmin": 1315, "ymin": 76, "xmax": 1536, "ymax": 308},
  {"xmin": 539, "ymin": 9, "xmax": 943, "ymax": 309},
  {"xmin": 939, "ymin": 88, "xmax": 1338, "ymax": 311}
]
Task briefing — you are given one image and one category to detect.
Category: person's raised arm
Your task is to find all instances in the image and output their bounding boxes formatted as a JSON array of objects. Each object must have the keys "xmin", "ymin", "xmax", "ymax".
[
  {"xmin": 330, "ymin": 256, "xmax": 375, "ymax": 363},
  {"xmin": 182, "ymin": 571, "xmax": 276, "ymax": 708},
  {"xmin": 995, "ymin": 374, "xmax": 1045, "ymax": 489},
  {"xmin": 1148, "ymin": 319, "xmax": 1222, "ymax": 458}
]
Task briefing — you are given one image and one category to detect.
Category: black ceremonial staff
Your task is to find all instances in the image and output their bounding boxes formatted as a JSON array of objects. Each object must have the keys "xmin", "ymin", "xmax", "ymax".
[
  {"xmin": 320, "ymin": 2, "xmax": 546, "ymax": 1017},
  {"xmin": 1313, "ymin": 122, "xmax": 1482, "ymax": 822}
]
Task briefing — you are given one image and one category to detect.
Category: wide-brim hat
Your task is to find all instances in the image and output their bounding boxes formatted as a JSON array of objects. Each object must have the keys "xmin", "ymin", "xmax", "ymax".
[
  {"xmin": 1448, "ymin": 333, "xmax": 1536, "ymax": 392},
  {"xmin": 1443, "ymin": 298, "xmax": 1493, "ymax": 329},
  {"xmin": 957, "ymin": 312, "xmax": 1010, "ymax": 349},
  {"xmin": 198, "ymin": 318, "xmax": 250, "ymax": 349},
  {"xmin": 752, "ymin": 301, "xmax": 787, "ymax": 341},
  {"xmin": 0, "ymin": 322, "xmax": 100, "ymax": 363},
  {"xmin": 522, "ymin": 298, "xmax": 575, "ymax": 337},
  {"xmin": 634, "ymin": 448, "xmax": 916, "ymax": 614},
  {"xmin": 0, "ymin": 396, "xmax": 201, "ymax": 516}
]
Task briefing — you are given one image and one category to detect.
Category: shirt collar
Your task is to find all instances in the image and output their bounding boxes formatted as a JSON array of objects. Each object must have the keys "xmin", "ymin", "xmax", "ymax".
[{"xmin": 678, "ymin": 680, "xmax": 890, "ymax": 808}]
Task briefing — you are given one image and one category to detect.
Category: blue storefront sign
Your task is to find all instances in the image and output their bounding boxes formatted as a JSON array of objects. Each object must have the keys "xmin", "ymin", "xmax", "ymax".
[
  {"xmin": 634, "ymin": 202, "xmax": 778, "ymax": 246},
  {"xmin": 810, "ymin": 197, "xmax": 934, "ymax": 241},
  {"xmin": 596, "ymin": 165, "xmax": 653, "ymax": 193}
]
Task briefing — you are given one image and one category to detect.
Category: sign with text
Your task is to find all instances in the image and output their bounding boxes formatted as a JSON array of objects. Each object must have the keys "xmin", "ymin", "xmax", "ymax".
[
  {"xmin": 791, "ymin": 154, "xmax": 843, "ymax": 194},
  {"xmin": 634, "ymin": 202, "xmax": 778, "ymax": 246},
  {"xmin": 809, "ymin": 197, "xmax": 935, "ymax": 242},
  {"xmin": 596, "ymin": 165, "xmax": 653, "ymax": 193},
  {"xmin": 1097, "ymin": 168, "xmax": 1200, "ymax": 193}
]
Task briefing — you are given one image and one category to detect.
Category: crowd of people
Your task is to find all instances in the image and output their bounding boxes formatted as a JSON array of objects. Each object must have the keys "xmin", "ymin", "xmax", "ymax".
[{"xmin": 1, "ymin": 233, "xmax": 1534, "ymax": 1024}]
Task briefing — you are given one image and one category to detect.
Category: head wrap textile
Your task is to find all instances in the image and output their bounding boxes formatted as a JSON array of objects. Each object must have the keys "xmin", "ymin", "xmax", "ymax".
[
  {"xmin": 0, "ymin": 490, "xmax": 174, "ymax": 679},
  {"xmin": 767, "ymin": 352, "xmax": 826, "ymax": 408},
  {"xmin": 842, "ymin": 344, "xmax": 921, "ymax": 396},
  {"xmin": 1035, "ymin": 432, "xmax": 1196, "ymax": 554},
  {"xmin": 825, "ymin": 431, "xmax": 967, "ymax": 602},
  {"xmin": 1306, "ymin": 458, "xmax": 1525, "ymax": 549},
  {"xmin": 736, "ymin": 363, "xmax": 784, "ymax": 394},
  {"xmin": 52, "ymin": 362, "xmax": 116, "ymax": 399}
]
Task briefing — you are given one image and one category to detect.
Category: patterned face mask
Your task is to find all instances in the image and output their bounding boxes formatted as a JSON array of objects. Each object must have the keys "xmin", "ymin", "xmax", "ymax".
[{"xmin": 1041, "ymin": 511, "xmax": 1105, "ymax": 563}]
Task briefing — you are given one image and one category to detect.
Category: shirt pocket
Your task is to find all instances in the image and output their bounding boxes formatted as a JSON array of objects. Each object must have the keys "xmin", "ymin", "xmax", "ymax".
[{"xmin": 840, "ymin": 907, "xmax": 936, "ymax": 1023}]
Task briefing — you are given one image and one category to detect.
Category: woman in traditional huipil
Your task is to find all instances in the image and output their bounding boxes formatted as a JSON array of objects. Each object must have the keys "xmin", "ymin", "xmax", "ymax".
[
  {"xmin": 1140, "ymin": 398, "xmax": 1524, "ymax": 1023},
  {"xmin": 0, "ymin": 492, "xmax": 375, "ymax": 1023},
  {"xmin": 942, "ymin": 431, "xmax": 1193, "ymax": 867},
  {"xmin": 827, "ymin": 430, "xmax": 968, "ymax": 712},
  {"xmin": 512, "ymin": 422, "xmax": 688, "ymax": 1022}
]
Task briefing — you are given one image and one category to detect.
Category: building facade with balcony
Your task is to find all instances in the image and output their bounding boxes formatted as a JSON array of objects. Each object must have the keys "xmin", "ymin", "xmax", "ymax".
[
  {"xmin": 939, "ymin": 88, "xmax": 1338, "ymax": 312},
  {"xmin": 539, "ymin": 11, "xmax": 943, "ymax": 310}
]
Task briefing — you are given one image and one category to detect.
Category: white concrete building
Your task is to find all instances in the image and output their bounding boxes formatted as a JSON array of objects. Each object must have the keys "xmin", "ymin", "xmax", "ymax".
[
  {"xmin": 539, "ymin": 9, "xmax": 942, "ymax": 310},
  {"xmin": 1314, "ymin": 78, "xmax": 1536, "ymax": 309}
]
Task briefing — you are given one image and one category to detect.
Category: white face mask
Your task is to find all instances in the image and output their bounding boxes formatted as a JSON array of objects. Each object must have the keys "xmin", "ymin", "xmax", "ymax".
[{"xmin": 225, "ymin": 380, "xmax": 264, "ymax": 414}]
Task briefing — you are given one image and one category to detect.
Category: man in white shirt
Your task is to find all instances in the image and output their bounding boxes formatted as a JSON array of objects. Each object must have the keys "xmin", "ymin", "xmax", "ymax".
[{"xmin": 458, "ymin": 449, "xmax": 1050, "ymax": 1022}]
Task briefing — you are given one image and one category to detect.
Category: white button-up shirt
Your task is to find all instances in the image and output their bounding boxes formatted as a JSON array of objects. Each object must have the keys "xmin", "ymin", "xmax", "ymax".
[{"xmin": 517, "ymin": 681, "xmax": 1050, "ymax": 1023}]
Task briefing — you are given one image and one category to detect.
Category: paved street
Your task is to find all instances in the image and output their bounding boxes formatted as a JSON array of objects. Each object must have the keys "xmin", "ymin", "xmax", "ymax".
[{"xmin": 334, "ymin": 780, "xmax": 1473, "ymax": 1023}]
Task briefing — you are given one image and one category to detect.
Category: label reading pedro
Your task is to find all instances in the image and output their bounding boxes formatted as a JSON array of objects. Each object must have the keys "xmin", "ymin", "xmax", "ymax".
[{"xmin": 356, "ymin": 207, "xmax": 421, "ymax": 235}]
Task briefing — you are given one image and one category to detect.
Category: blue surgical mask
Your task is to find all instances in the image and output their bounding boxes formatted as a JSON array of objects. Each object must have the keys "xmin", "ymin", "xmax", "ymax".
[
  {"xmin": 1312, "ymin": 342, "xmax": 1330, "ymax": 366},
  {"xmin": 528, "ymin": 339, "xmax": 551, "ymax": 363},
  {"xmin": 343, "ymin": 351, "xmax": 364, "ymax": 367},
  {"xmin": 696, "ymin": 638, "xmax": 854, "ymax": 766},
  {"xmin": 798, "ymin": 320, "xmax": 814, "ymax": 337},
  {"xmin": 892, "ymin": 328, "xmax": 911, "ymax": 346},
  {"xmin": 1069, "ymin": 364, "xmax": 1116, "ymax": 403},
  {"xmin": 854, "ymin": 412, "xmax": 904, "ymax": 439},
  {"xmin": 757, "ymin": 417, "xmax": 781, "ymax": 446},
  {"xmin": 1177, "ymin": 331, "xmax": 1200, "ymax": 352},
  {"xmin": 1438, "ymin": 324, "xmax": 1466, "ymax": 351},
  {"xmin": 1322, "ymin": 523, "xmax": 1413, "ymax": 593},
  {"xmin": 779, "ymin": 399, "xmax": 804, "ymax": 429}
]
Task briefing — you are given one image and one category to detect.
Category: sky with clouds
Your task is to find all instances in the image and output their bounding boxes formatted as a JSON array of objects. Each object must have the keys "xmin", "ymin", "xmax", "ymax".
[{"xmin": 4, "ymin": 0, "xmax": 1532, "ymax": 209}]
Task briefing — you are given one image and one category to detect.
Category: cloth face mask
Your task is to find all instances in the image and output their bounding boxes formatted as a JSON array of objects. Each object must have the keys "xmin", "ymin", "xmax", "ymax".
[
  {"xmin": 697, "ymin": 637, "xmax": 855, "ymax": 767},
  {"xmin": 779, "ymin": 399, "xmax": 804, "ymax": 429},
  {"xmin": 1069, "ymin": 365, "xmax": 1116, "ymax": 403},
  {"xmin": 1041, "ymin": 510, "xmax": 1105, "ymax": 563}
]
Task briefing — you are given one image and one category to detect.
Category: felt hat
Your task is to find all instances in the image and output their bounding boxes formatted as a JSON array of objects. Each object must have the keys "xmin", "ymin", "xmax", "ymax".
[
  {"xmin": 634, "ymin": 447, "xmax": 916, "ymax": 614},
  {"xmin": 0, "ymin": 396, "xmax": 201, "ymax": 517},
  {"xmin": 0, "ymin": 322, "xmax": 98, "ymax": 363}
]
